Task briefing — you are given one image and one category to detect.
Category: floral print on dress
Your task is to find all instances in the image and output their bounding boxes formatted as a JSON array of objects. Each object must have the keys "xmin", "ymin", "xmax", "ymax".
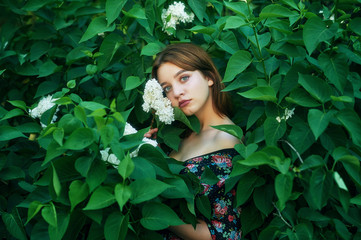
[{"xmin": 162, "ymin": 148, "xmax": 242, "ymax": 240}]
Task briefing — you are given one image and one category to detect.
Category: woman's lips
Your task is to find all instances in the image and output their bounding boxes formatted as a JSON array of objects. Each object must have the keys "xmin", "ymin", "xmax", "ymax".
[{"xmin": 179, "ymin": 100, "xmax": 191, "ymax": 108}]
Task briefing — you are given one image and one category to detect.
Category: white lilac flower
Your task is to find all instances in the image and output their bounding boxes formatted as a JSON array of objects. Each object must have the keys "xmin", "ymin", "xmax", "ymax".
[
  {"xmin": 100, "ymin": 148, "xmax": 120, "ymax": 166},
  {"xmin": 29, "ymin": 95, "xmax": 59, "ymax": 127},
  {"xmin": 142, "ymin": 78, "xmax": 175, "ymax": 124},
  {"xmin": 101, "ymin": 122, "xmax": 158, "ymax": 167},
  {"xmin": 161, "ymin": 1, "xmax": 195, "ymax": 35},
  {"xmin": 276, "ymin": 108, "xmax": 295, "ymax": 123},
  {"xmin": 124, "ymin": 122, "xmax": 137, "ymax": 135}
]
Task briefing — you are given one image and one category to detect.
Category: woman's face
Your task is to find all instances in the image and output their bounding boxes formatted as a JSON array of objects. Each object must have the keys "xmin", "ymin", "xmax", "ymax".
[{"xmin": 157, "ymin": 62, "xmax": 214, "ymax": 116}]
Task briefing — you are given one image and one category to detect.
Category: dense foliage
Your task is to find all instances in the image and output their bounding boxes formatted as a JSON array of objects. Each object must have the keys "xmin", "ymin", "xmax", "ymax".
[{"xmin": 1, "ymin": 0, "xmax": 361, "ymax": 239}]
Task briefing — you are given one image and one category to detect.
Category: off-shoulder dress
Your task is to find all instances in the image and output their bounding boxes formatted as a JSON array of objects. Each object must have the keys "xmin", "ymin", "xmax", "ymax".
[{"xmin": 163, "ymin": 148, "xmax": 242, "ymax": 240}]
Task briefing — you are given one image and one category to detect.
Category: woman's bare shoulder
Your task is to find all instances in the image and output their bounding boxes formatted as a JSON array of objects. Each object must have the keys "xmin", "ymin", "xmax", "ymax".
[{"xmin": 214, "ymin": 128, "xmax": 241, "ymax": 148}]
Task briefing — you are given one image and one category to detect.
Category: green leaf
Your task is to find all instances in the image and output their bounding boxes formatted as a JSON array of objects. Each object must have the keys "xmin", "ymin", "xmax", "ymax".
[
  {"xmin": 8, "ymin": 100, "xmax": 27, "ymax": 112},
  {"xmin": 41, "ymin": 202, "xmax": 57, "ymax": 227},
  {"xmin": 160, "ymin": 125, "xmax": 183, "ymax": 151},
  {"xmin": 161, "ymin": 177, "xmax": 193, "ymax": 199},
  {"xmin": 69, "ymin": 180, "xmax": 89, "ymax": 212},
  {"xmin": 79, "ymin": 16, "xmax": 115, "ymax": 43},
  {"xmin": 298, "ymin": 207, "xmax": 330, "ymax": 221},
  {"xmin": 52, "ymin": 163, "xmax": 61, "ymax": 198},
  {"xmin": 86, "ymin": 64, "xmax": 98, "ymax": 75},
  {"xmin": 53, "ymin": 128, "xmax": 64, "ymax": 146},
  {"xmin": 254, "ymin": 184, "xmax": 274, "ymax": 216},
  {"xmin": 224, "ymin": 16, "xmax": 247, "ymax": 30},
  {"xmin": 330, "ymin": 95, "xmax": 353, "ymax": 103},
  {"xmin": 286, "ymin": 88, "xmax": 321, "ymax": 107},
  {"xmin": 196, "ymin": 195, "xmax": 211, "ymax": 219},
  {"xmin": 224, "ymin": 1, "xmax": 249, "ymax": 17},
  {"xmin": 211, "ymin": 124, "xmax": 243, "ymax": 140},
  {"xmin": 223, "ymin": 72, "xmax": 257, "ymax": 92},
  {"xmin": 64, "ymin": 79, "xmax": 75, "ymax": 90},
  {"xmin": 333, "ymin": 219, "xmax": 352, "ymax": 240},
  {"xmin": 238, "ymin": 151, "xmax": 273, "ymax": 167},
  {"xmin": 318, "ymin": 53, "xmax": 348, "ymax": 93},
  {"xmin": 310, "ymin": 168, "xmax": 333, "ymax": 210},
  {"xmin": 188, "ymin": 25, "xmax": 215, "ymax": 35},
  {"xmin": 275, "ymin": 158, "xmax": 291, "ymax": 175},
  {"xmin": 259, "ymin": 4, "xmax": 297, "ymax": 18},
  {"xmin": 300, "ymin": 155, "xmax": 325, "ymax": 171},
  {"xmin": 349, "ymin": 17, "xmax": 361, "ymax": 35},
  {"xmin": 123, "ymin": 4, "xmax": 146, "ymax": 19},
  {"xmin": 104, "ymin": 212, "xmax": 128, "ymax": 240},
  {"xmin": 238, "ymin": 86, "xmax": 277, "ymax": 102},
  {"xmin": 86, "ymin": 159, "xmax": 107, "ymax": 192},
  {"xmin": 43, "ymin": 141, "xmax": 66, "ymax": 166},
  {"xmin": 336, "ymin": 108, "xmax": 361, "ymax": 148},
  {"xmin": 141, "ymin": 202, "xmax": 184, "ymax": 230},
  {"xmin": 97, "ymin": 33, "xmax": 124, "ymax": 71},
  {"xmin": 333, "ymin": 172, "xmax": 348, "ymax": 191},
  {"xmin": 83, "ymin": 186, "xmax": 116, "ymax": 210},
  {"xmin": 215, "ymin": 31, "xmax": 239, "ymax": 54},
  {"xmin": 118, "ymin": 153, "xmax": 135, "ymax": 179},
  {"xmin": 303, "ymin": 16, "xmax": 337, "ymax": 54},
  {"xmin": 187, "ymin": 0, "xmax": 206, "ymax": 21},
  {"xmin": 337, "ymin": 155, "xmax": 361, "ymax": 186},
  {"xmin": 63, "ymin": 128, "xmax": 94, "ymax": 150},
  {"xmin": 0, "ymin": 126, "xmax": 26, "ymax": 141},
  {"xmin": 125, "ymin": 76, "xmax": 144, "ymax": 91},
  {"xmin": 100, "ymin": 125, "xmax": 115, "ymax": 148},
  {"xmin": 236, "ymin": 171, "xmax": 259, "ymax": 206},
  {"xmin": 38, "ymin": 60, "xmax": 60, "ymax": 77},
  {"xmin": 275, "ymin": 173, "xmax": 293, "ymax": 210},
  {"xmin": 174, "ymin": 107, "xmax": 198, "ymax": 133},
  {"xmin": 114, "ymin": 183, "xmax": 131, "ymax": 211},
  {"xmin": 130, "ymin": 178, "xmax": 172, "ymax": 204},
  {"xmin": 106, "ymin": 0, "xmax": 128, "ymax": 25},
  {"xmin": 234, "ymin": 143, "xmax": 258, "ymax": 159},
  {"xmin": 223, "ymin": 50, "xmax": 252, "ymax": 83},
  {"xmin": 22, "ymin": 0, "xmax": 55, "ymax": 11},
  {"xmin": 1, "ymin": 108, "xmax": 24, "ymax": 121},
  {"xmin": 350, "ymin": 194, "xmax": 361, "ymax": 206},
  {"xmin": 298, "ymin": 73, "xmax": 331, "ymax": 103},
  {"xmin": 288, "ymin": 122, "xmax": 315, "ymax": 155},
  {"xmin": 26, "ymin": 201, "xmax": 44, "ymax": 224},
  {"xmin": 1, "ymin": 210, "xmax": 27, "ymax": 240},
  {"xmin": 80, "ymin": 101, "xmax": 108, "ymax": 111},
  {"xmin": 308, "ymin": 109, "xmax": 335, "ymax": 140},
  {"xmin": 201, "ymin": 166, "xmax": 219, "ymax": 185},
  {"xmin": 264, "ymin": 117, "xmax": 286, "ymax": 146},
  {"xmin": 74, "ymin": 105, "xmax": 87, "ymax": 126},
  {"xmin": 30, "ymin": 41, "xmax": 50, "ymax": 62},
  {"xmin": 48, "ymin": 211, "xmax": 70, "ymax": 240},
  {"xmin": 140, "ymin": 42, "xmax": 165, "ymax": 56}
]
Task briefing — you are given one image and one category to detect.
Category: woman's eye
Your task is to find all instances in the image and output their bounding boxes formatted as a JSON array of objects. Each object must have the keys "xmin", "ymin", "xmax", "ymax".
[
  {"xmin": 163, "ymin": 86, "xmax": 171, "ymax": 93},
  {"xmin": 180, "ymin": 76, "xmax": 189, "ymax": 82}
]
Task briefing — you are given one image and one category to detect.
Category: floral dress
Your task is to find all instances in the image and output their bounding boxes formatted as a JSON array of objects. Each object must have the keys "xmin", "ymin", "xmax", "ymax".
[{"xmin": 163, "ymin": 148, "xmax": 242, "ymax": 240}]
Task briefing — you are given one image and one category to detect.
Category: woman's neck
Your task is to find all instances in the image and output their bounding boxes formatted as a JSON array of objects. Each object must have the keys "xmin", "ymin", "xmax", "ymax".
[{"xmin": 196, "ymin": 109, "xmax": 230, "ymax": 132}]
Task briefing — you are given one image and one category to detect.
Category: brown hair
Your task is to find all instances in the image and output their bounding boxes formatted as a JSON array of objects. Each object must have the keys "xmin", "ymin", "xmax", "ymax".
[{"xmin": 152, "ymin": 43, "xmax": 232, "ymax": 117}]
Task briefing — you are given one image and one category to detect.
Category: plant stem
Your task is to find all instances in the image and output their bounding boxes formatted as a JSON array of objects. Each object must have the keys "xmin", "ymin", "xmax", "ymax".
[
  {"xmin": 280, "ymin": 140, "xmax": 304, "ymax": 164},
  {"xmin": 246, "ymin": 3, "xmax": 268, "ymax": 82},
  {"xmin": 272, "ymin": 202, "xmax": 293, "ymax": 229}
]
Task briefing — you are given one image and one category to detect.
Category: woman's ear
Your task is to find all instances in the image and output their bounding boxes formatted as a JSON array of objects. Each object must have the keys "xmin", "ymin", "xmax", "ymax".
[{"xmin": 207, "ymin": 77, "xmax": 214, "ymax": 87}]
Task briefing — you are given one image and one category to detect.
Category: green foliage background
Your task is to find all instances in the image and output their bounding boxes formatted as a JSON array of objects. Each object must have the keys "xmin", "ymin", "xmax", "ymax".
[{"xmin": 1, "ymin": 0, "xmax": 361, "ymax": 239}]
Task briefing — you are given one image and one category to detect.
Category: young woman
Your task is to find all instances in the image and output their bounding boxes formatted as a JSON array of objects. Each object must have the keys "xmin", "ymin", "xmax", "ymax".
[{"xmin": 145, "ymin": 43, "xmax": 242, "ymax": 240}]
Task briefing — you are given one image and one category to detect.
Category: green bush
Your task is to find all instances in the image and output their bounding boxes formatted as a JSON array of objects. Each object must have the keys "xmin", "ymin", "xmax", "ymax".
[{"xmin": 1, "ymin": 0, "xmax": 361, "ymax": 239}]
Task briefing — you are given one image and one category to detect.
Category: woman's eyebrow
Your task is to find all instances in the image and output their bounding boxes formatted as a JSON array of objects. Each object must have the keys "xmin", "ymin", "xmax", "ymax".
[{"xmin": 174, "ymin": 70, "xmax": 187, "ymax": 78}]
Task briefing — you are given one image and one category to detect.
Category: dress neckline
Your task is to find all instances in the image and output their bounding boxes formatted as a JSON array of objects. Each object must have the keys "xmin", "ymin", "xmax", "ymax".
[{"xmin": 182, "ymin": 148, "xmax": 238, "ymax": 163}]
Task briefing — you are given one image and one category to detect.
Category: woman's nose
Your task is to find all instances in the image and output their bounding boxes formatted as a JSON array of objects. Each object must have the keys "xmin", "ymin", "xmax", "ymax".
[{"xmin": 172, "ymin": 83, "xmax": 184, "ymax": 97}]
